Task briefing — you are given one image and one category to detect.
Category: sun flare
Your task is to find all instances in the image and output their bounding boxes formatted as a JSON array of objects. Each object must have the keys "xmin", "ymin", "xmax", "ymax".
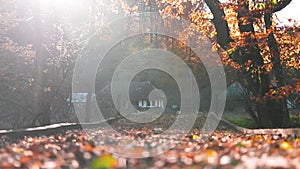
[{"xmin": 38, "ymin": 0, "xmax": 83, "ymax": 12}]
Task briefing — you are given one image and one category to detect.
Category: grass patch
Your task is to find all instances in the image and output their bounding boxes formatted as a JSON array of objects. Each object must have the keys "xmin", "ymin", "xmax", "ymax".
[
  {"xmin": 226, "ymin": 115, "xmax": 300, "ymax": 129},
  {"xmin": 225, "ymin": 117, "xmax": 256, "ymax": 129}
]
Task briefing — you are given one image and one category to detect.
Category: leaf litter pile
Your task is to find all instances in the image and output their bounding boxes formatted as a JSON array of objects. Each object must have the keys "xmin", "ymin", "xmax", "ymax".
[{"xmin": 0, "ymin": 115, "xmax": 300, "ymax": 169}]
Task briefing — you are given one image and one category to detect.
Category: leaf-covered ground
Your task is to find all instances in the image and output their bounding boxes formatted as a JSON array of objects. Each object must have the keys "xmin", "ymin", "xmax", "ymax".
[{"xmin": 0, "ymin": 115, "xmax": 299, "ymax": 169}]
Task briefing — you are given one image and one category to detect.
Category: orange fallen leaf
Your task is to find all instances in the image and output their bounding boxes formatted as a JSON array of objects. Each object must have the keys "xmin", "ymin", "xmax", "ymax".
[
  {"xmin": 85, "ymin": 144, "xmax": 93, "ymax": 152},
  {"xmin": 20, "ymin": 156, "xmax": 31, "ymax": 164}
]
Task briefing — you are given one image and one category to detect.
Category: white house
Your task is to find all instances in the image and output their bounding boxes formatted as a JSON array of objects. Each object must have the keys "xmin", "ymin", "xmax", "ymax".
[{"xmin": 130, "ymin": 81, "xmax": 166, "ymax": 110}]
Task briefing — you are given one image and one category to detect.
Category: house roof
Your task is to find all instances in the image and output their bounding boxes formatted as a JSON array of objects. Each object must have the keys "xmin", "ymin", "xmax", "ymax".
[
  {"xmin": 225, "ymin": 82, "xmax": 245, "ymax": 101},
  {"xmin": 129, "ymin": 81, "xmax": 165, "ymax": 100},
  {"xmin": 95, "ymin": 81, "xmax": 165, "ymax": 101}
]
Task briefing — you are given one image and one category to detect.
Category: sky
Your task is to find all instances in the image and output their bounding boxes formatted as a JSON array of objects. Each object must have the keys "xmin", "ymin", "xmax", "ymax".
[
  {"xmin": 215, "ymin": 0, "xmax": 300, "ymax": 25},
  {"xmin": 276, "ymin": 0, "xmax": 300, "ymax": 25}
]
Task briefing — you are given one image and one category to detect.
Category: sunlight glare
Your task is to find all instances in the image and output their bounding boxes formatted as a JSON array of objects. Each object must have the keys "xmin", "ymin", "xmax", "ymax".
[{"xmin": 38, "ymin": 0, "xmax": 83, "ymax": 13}]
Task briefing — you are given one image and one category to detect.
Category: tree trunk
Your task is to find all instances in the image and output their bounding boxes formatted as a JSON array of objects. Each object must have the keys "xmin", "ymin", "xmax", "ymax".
[
  {"xmin": 255, "ymin": 10, "xmax": 290, "ymax": 128},
  {"xmin": 40, "ymin": 91, "xmax": 51, "ymax": 125},
  {"xmin": 31, "ymin": 1, "xmax": 52, "ymax": 126},
  {"xmin": 257, "ymin": 100, "xmax": 290, "ymax": 128}
]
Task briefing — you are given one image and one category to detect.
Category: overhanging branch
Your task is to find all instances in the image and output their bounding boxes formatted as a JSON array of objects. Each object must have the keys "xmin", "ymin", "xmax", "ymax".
[
  {"xmin": 204, "ymin": 0, "xmax": 232, "ymax": 50},
  {"xmin": 272, "ymin": 0, "xmax": 292, "ymax": 13}
]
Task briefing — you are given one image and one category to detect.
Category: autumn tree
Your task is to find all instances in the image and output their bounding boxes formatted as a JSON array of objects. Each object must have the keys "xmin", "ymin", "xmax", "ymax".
[
  {"xmin": 156, "ymin": 0, "xmax": 299, "ymax": 128},
  {"xmin": 0, "ymin": 0, "xmax": 88, "ymax": 128}
]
